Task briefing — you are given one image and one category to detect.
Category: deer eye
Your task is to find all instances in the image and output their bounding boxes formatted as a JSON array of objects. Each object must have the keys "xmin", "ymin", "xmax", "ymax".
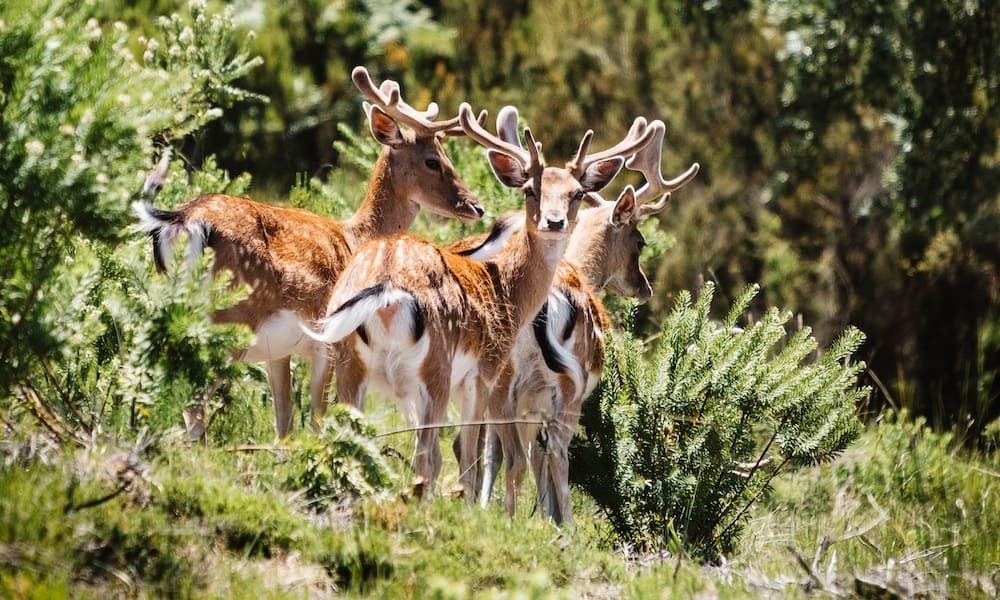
[{"xmin": 424, "ymin": 158, "xmax": 441, "ymax": 171}]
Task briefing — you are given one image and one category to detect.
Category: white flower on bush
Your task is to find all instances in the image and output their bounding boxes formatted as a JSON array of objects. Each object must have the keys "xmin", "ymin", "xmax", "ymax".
[
  {"xmin": 25, "ymin": 140, "xmax": 45, "ymax": 157},
  {"xmin": 85, "ymin": 18, "xmax": 101, "ymax": 39}
]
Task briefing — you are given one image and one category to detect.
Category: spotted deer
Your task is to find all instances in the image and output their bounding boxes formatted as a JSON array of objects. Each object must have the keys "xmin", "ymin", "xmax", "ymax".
[
  {"xmin": 302, "ymin": 104, "xmax": 656, "ymax": 498},
  {"xmin": 467, "ymin": 122, "xmax": 699, "ymax": 523},
  {"xmin": 133, "ymin": 67, "xmax": 485, "ymax": 438}
]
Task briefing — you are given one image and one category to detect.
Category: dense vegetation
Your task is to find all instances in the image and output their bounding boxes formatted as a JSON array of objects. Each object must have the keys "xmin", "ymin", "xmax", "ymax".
[{"xmin": 1, "ymin": 0, "xmax": 997, "ymax": 597}]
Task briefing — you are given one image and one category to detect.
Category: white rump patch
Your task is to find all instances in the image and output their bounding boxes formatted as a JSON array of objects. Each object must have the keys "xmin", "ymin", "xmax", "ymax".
[{"xmin": 244, "ymin": 310, "xmax": 318, "ymax": 362}]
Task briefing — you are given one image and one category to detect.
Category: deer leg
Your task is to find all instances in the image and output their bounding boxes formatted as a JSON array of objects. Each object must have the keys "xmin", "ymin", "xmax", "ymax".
[
  {"xmin": 479, "ymin": 425, "xmax": 502, "ymax": 507},
  {"xmin": 480, "ymin": 365, "xmax": 512, "ymax": 507},
  {"xmin": 413, "ymin": 377, "xmax": 448, "ymax": 499},
  {"xmin": 547, "ymin": 430, "xmax": 573, "ymax": 526},
  {"xmin": 530, "ymin": 425, "xmax": 558, "ymax": 520},
  {"xmin": 334, "ymin": 341, "xmax": 367, "ymax": 410},
  {"xmin": 457, "ymin": 377, "xmax": 486, "ymax": 503},
  {"xmin": 502, "ymin": 389, "xmax": 529, "ymax": 517},
  {"xmin": 265, "ymin": 357, "xmax": 293, "ymax": 438},
  {"xmin": 548, "ymin": 377, "xmax": 581, "ymax": 525},
  {"xmin": 309, "ymin": 343, "xmax": 334, "ymax": 431}
]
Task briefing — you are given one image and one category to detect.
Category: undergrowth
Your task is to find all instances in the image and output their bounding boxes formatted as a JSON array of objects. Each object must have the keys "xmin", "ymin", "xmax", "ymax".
[{"xmin": 3, "ymin": 409, "xmax": 998, "ymax": 598}]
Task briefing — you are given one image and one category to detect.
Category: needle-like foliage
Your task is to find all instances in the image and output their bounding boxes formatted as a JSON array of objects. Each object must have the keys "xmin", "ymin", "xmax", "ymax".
[{"xmin": 572, "ymin": 282, "xmax": 869, "ymax": 560}]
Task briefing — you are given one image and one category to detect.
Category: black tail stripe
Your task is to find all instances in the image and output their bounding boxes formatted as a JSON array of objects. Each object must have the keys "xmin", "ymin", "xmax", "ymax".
[
  {"xmin": 533, "ymin": 302, "xmax": 570, "ymax": 374},
  {"xmin": 333, "ymin": 283, "xmax": 386, "ymax": 315},
  {"xmin": 151, "ymin": 233, "xmax": 167, "ymax": 273},
  {"xmin": 559, "ymin": 290, "xmax": 580, "ymax": 342},
  {"xmin": 410, "ymin": 300, "xmax": 425, "ymax": 341},
  {"xmin": 456, "ymin": 219, "xmax": 508, "ymax": 257},
  {"xmin": 146, "ymin": 205, "xmax": 184, "ymax": 224}
]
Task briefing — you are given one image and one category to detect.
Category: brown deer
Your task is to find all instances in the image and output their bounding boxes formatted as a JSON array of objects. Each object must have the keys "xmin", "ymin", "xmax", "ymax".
[
  {"xmin": 468, "ymin": 122, "xmax": 699, "ymax": 523},
  {"xmin": 133, "ymin": 67, "xmax": 485, "ymax": 438},
  {"xmin": 302, "ymin": 104, "xmax": 656, "ymax": 498}
]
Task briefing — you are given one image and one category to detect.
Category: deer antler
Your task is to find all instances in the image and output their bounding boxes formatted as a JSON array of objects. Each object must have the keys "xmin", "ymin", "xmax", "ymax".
[
  {"xmin": 352, "ymin": 66, "xmax": 485, "ymax": 137},
  {"xmin": 566, "ymin": 116, "xmax": 655, "ymax": 179},
  {"xmin": 625, "ymin": 120, "xmax": 700, "ymax": 217},
  {"xmin": 459, "ymin": 103, "xmax": 543, "ymax": 176}
]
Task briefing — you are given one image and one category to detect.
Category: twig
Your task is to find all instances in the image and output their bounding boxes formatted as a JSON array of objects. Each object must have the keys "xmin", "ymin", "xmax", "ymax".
[
  {"xmin": 711, "ymin": 457, "xmax": 790, "ymax": 549},
  {"xmin": 866, "ymin": 368, "xmax": 898, "ymax": 412},
  {"xmin": 226, "ymin": 444, "xmax": 291, "ymax": 454},
  {"xmin": 17, "ymin": 385, "xmax": 86, "ymax": 447},
  {"xmin": 374, "ymin": 417, "xmax": 546, "ymax": 439},
  {"xmin": 969, "ymin": 464, "xmax": 1000, "ymax": 479},
  {"xmin": 812, "ymin": 535, "xmax": 831, "ymax": 574},
  {"xmin": 65, "ymin": 482, "xmax": 130, "ymax": 514},
  {"xmin": 787, "ymin": 544, "xmax": 825, "ymax": 591}
]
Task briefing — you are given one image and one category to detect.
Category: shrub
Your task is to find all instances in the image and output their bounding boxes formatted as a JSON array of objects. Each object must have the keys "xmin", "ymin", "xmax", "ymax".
[
  {"xmin": 283, "ymin": 404, "xmax": 395, "ymax": 507},
  {"xmin": 571, "ymin": 282, "xmax": 869, "ymax": 560},
  {"xmin": 0, "ymin": 0, "xmax": 263, "ymax": 440}
]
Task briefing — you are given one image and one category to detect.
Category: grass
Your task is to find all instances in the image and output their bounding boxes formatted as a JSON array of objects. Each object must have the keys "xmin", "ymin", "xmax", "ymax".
[{"xmin": 2, "ymin": 399, "xmax": 999, "ymax": 598}]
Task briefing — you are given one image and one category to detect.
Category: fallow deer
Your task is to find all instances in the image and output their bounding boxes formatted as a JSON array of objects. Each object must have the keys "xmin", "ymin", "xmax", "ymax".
[
  {"xmin": 302, "ymin": 104, "xmax": 657, "ymax": 498},
  {"xmin": 133, "ymin": 67, "xmax": 485, "ymax": 438},
  {"xmin": 468, "ymin": 122, "xmax": 699, "ymax": 523}
]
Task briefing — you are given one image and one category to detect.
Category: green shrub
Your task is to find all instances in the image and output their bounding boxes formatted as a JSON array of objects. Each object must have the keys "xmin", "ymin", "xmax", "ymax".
[
  {"xmin": 571, "ymin": 282, "xmax": 869, "ymax": 560},
  {"xmin": 0, "ymin": 0, "xmax": 262, "ymax": 440},
  {"xmin": 283, "ymin": 404, "xmax": 395, "ymax": 508}
]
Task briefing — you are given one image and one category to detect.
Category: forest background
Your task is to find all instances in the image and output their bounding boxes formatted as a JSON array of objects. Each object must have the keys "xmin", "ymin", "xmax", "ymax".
[{"xmin": 105, "ymin": 0, "xmax": 999, "ymax": 435}]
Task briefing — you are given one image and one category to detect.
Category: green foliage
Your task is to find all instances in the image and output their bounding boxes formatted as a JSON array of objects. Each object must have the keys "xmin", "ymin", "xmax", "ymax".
[
  {"xmin": 572, "ymin": 283, "xmax": 868, "ymax": 559},
  {"xmin": 0, "ymin": 0, "xmax": 262, "ymax": 440},
  {"xmin": 138, "ymin": 0, "xmax": 266, "ymax": 138},
  {"xmin": 0, "ymin": 440, "xmax": 395, "ymax": 596},
  {"xmin": 283, "ymin": 405, "xmax": 395, "ymax": 507},
  {"xmin": 30, "ymin": 234, "xmax": 253, "ymax": 436}
]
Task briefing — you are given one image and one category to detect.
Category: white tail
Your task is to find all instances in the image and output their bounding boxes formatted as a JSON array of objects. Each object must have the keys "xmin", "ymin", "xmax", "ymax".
[
  {"xmin": 304, "ymin": 284, "xmax": 413, "ymax": 345},
  {"xmin": 132, "ymin": 202, "xmax": 208, "ymax": 272}
]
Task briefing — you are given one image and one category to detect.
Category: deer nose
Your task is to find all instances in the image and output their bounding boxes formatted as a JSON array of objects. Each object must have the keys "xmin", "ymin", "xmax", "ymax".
[
  {"xmin": 545, "ymin": 217, "xmax": 565, "ymax": 231},
  {"xmin": 473, "ymin": 204, "xmax": 485, "ymax": 217}
]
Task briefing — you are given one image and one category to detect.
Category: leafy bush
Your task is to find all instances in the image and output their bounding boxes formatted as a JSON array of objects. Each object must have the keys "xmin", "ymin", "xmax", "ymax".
[
  {"xmin": 0, "ymin": 0, "xmax": 262, "ymax": 440},
  {"xmin": 283, "ymin": 405, "xmax": 395, "ymax": 507},
  {"xmin": 571, "ymin": 282, "xmax": 868, "ymax": 559}
]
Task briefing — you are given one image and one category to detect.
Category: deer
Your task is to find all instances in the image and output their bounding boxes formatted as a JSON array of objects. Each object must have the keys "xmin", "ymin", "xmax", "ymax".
[
  {"xmin": 463, "ymin": 122, "xmax": 699, "ymax": 524},
  {"xmin": 132, "ymin": 67, "xmax": 486, "ymax": 438},
  {"xmin": 301, "ymin": 103, "xmax": 658, "ymax": 499}
]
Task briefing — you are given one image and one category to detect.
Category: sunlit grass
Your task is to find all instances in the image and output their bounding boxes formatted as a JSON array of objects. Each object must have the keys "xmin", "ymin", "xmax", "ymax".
[{"xmin": 3, "ymin": 386, "xmax": 999, "ymax": 598}]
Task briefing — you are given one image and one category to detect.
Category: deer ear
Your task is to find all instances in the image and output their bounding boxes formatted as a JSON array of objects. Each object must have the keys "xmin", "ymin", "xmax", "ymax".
[
  {"xmin": 611, "ymin": 186, "xmax": 638, "ymax": 227},
  {"xmin": 579, "ymin": 157, "xmax": 624, "ymax": 192},
  {"xmin": 487, "ymin": 150, "xmax": 529, "ymax": 188},
  {"xmin": 368, "ymin": 105, "xmax": 404, "ymax": 147}
]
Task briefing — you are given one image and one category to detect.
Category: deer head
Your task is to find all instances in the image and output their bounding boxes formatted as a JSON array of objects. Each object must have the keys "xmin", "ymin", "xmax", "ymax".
[
  {"xmin": 458, "ymin": 104, "xmax": 657, "ymax": 240},
  {"xmin": 568, "ymin": 120, "xmax": 700, "ymax": 301},
  {"xmin": 352, "ymin": 67, "xmax": 485, "ymax": 222}
]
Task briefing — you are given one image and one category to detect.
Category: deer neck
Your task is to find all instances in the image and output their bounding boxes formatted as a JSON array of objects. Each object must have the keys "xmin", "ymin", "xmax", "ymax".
[
  {"xmin": 344, "ymin": 148, "xmax": 420, "ymax": 247},
  {"xmin": 564, "ymin": 229, "xmax": 609, "ymax": 292},
  {"xmin": 493, "ymin": 227, "xmax": 567, "ymax": 328}
]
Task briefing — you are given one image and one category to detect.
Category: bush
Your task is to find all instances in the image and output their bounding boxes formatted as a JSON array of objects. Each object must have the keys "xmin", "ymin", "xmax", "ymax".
[
  {"xmin": 0, "ymin": 0, "xmax": 262, "ymax": 440},
  {"xmin": 571, "ymin": 282, "xmax": 868, "ymax": 560},
  {"xmin": 283, "ymin": 405, "xmax": 395, "ymax": 508}
]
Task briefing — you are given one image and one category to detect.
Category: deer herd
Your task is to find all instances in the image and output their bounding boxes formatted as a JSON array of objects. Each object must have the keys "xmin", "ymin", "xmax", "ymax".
[{"xmin": 134, "ymin": 66, "xmax": 699, "ymax": 525}]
